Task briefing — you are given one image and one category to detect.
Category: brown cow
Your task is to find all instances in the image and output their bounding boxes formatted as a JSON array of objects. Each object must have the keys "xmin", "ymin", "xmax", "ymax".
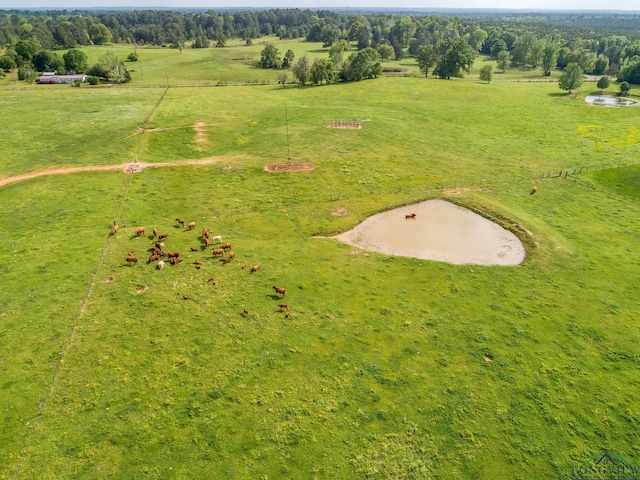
[
  {"xmin": 147, "ymin": 254, "xmax": 160, "ymax": 263},
  {"xmin": 278, "ymin": 303, "xmax": 288, "ymax": 310},
  {"xmin": 167, "ymin": 252, "xmax": 180, "ymax": 258},
  {"xmin": 170, "ymin": 257, "xmax": 183, "ymax": 265},
  {"xmin": 155, "ymin": 242, "xmax": 165, "ymax": 250},
  {"xmin": 251, "ymin": 265, "xmax": 260, "ymax": 273},
  {"xmin": 135, "ymin": 227, "xmax": 145, "ymax": 236},
  {"xmin": 183, "ymin": 295, "xmax": 191, "ymax": 300},
  {"xmin": 112, "ymin": 224, "xmax": 119, "ymax": 235},
  {"xmin": 207, "ymin": 277, "xmax": 218, "ymax": 285},
  {"xmin": 153, "ymin": 228, "xmax": 158, "ymax": 238},
  {"xmin": 211, "ymin": 248, "xmax": 224, "ymax": 256},
  {"xmin": 272, "ymin": 285, "xmax": 286, "ymax": 297},
  {"xmin": 188, "ymin": 221, "xmax": 196, "ymax": 229},
  {"xmin": 190, "ymin": 247, "xmax": 199, "ymax": 252},
  {"xmin": 285, "ymin": 312, "xmax": 292, "ymax": 318},
  {"xmin": 405, "ymin": 213, "xmax": 416, "ymax": 219},
  {"xmin": 203, "ymin": 237, "xmax": 210, "ymax": 248},
  {"xmin": 226, "ymin": 252, "xmax": 235, "ymax": 261},
  {"xmin": 125, "ymin": 256, "xmax": 138, "ymax": 265},
  {"xmin": 202, "ymin": 228, "xmax": 210, "ymax": 238},
  {"xmin": 158, "ymin": 233, "xmax": 168, "ymax": 240},
  {"xmin": 147, "ymin": 247, "xmax": 157, "ymax": 253},
  {"xmin": 530, "ymin": 186, "xmax": 538, "ymax": 195},
  {"xmin": 176, "ymin": 218, "xmax": 184, "ymax": 227},
  {"xmin": 220, "ymin": 243, "xmax": 232, "ymax": 250},
  {"xmin": 193, "ymin": 260, "xmax": 202, "ymax": 265}
]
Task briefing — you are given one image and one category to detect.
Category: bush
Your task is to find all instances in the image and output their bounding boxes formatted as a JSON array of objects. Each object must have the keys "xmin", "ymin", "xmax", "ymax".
[
  {"xmin": 127, "ymin": 53, "xmax": 138, "ymax": 62},
  {"xmin": 87, "ymin": 76, "xmax": 99, "ymax": 85}
]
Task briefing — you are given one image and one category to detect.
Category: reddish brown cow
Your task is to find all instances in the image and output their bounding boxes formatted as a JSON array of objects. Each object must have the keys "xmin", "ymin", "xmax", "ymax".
[
  {"xmin": 167, "ymin": 252, "xmax": 180, "ymax": 258},
  {"xmin": 285, "ymin": 312, "xmax": 292, "ymax": 318},
  {"xmin": 155, "ymin": 242, "xmax": 165, "ymax": 250},
  {"xmin": 203, "ymin": 237, "xmax": 210, "ymax": 248},
  {"xmin": 220, "ymin": 243, "xmax": 232, "ymax": 250},
  {"xmin": 251, "ymin": 265, "xmax": 260, "ymax": 273},
  {"xmin": 153, "ymin": 228, "xmax": 158, "ymax": 238},
  {"xmin": 147, "ymin": 254, "xmax": 160, "ymax": 263},
  {"xmin": 278, "ymin": 303, "xmax": 288, "ymax": 310},
  {"xmin": 211, "ymin": 248, "xmax": 224, "ymax": 256},
  {"xmin": 207, "ymin": 277, "xmax": 218, "ymax": 285},
  {"xmin": 135, "ymin": 227, "xmax": 145, "ymax": 236},
  {"xmin": 176, "ymin": 218, "xmax": 184, "ymax": 227},
  {"xmin": 188, "ymin": 221, "xmax": 196, "ymax": 229},
  {"xmin": 226, "ymin": 252, "xmax": 235, "ymax": 261},
  {"xmin": 158, "ymin": 233, "xmax": 168, "ymax": 240},
  {"xmin": 112, "ymin": 225, "xmax": 119, "ymax": 235},
  {"xmin": 272, "ymin": 286, "xmax": 286, "ymax": 297},
  {"xmin": 125, "ymin": 256, "xmax": 138, "ymax": 265},
  {"xmin": 202, "ymin": 228, "xmax": 210, "ymax": 238},
  {"xmin": 405, "ymin": 213, "xmax": 416, "ymax": 219},
  {"xmin": 170, "ymin": 257, "xmax": 183, "ymax": 265}
]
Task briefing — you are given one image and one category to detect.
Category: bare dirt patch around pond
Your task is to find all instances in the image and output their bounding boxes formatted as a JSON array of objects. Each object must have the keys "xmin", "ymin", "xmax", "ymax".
[{"xmin": 333, "ymin": 199, "xmax": 526, "ymax": 265}]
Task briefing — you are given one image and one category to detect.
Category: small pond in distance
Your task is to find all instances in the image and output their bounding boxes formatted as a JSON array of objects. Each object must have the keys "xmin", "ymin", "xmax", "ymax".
[
  {"xmin": 584, "ymin": 95, "xmax": 636, "ymax": 107},
  {"xmin": 334, "ymin": 200, "xmax": 526, "ymax": 265}
]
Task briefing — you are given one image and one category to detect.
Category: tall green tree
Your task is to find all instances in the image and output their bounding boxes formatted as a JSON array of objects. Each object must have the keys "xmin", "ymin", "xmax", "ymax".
[
  {"xmin": 479, "ymin": 64, "xmax": 493, "ymax": 83},
  {"xmin": 89, "ymin": 23, "xmax": 113, "ymax": 45},
  {"xmin": 541, "ymin": 42, "xmax": 558, "ymax": 76},
  {"xmin": 292, "ymin": 55, "xmax": 310, "ymax": 85},
  {"xmin": 282, "ymin": 49, "xmax": 295, "ymax": 69},
  {"xmin": 63, "ymin": 48, "xmax": 88, "ymax": 73},
  {"xmin": 497, "ymin": 50, "xmax": 511, "ymax": 72},
  {"xmin": 340, "ymin": 47, "xmax": 382, "ymax": 82},
  {"xmin": 558, "ymin": 62, "xmax": 584, "ymax": 94},
  {"xmin": 310, "ymin": 58, "xmax": 335, "ymax": 85},
  {"xmin": 416, "ymin": 44, "xmax": 436, "ymax": 77},
  {"xmin": 434, "ymin": 38, "xmax": 476, "ymax": 79},
  {"xmin": 259, "ymin": 43, "xmax": 281, "ymax": 69},
  {"xmin": 15, "ymin": 39, "xmax": 40, "ymax": 62},
  {"xmin": 596, "ymin": 76, "xmax": 610, "ymax": 91},
  {"xmin": 32, "ymin": 50, "xmax": 63, "ymax": 72}
]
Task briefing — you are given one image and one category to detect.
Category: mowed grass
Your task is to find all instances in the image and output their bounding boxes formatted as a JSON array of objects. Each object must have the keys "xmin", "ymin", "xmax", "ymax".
[{"xmin": 1, "ymin": 57, "xmax": 640, "ymax": 478}]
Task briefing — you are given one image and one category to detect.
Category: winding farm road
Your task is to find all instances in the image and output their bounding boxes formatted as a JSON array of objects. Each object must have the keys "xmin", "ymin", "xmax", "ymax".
[{"xmin": 0, "ymin": 157, "xmax": 227, "ymax": 189}]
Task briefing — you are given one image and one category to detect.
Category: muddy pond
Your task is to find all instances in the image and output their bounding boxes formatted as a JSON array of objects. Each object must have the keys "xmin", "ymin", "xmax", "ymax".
[
  {"xmin": 334, "ymin": 200, "xmax": 526, "ymax": 265},
  {"xmin": 584, "ymin": 95, "xmax": 636, "ymax": 107}
]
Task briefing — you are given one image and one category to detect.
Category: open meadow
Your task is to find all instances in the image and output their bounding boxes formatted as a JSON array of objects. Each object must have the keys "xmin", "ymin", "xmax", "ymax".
[{"xmin": 1, "ymin": 40, "xmax": 640, "ymax": 479}]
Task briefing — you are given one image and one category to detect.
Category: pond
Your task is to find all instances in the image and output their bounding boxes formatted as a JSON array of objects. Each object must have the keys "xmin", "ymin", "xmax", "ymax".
[
  {"xmin": 585, "ymin": 95, "xmax": 636, "ymax": 107},
  {"xmin": 334, "ymin": 200, "xmax": 526, "ymax": 265}
]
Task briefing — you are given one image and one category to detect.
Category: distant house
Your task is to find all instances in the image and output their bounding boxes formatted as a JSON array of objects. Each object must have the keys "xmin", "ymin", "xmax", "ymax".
[{"xmin": 37, "ymin": 74, "xmax": 87, "ymax": 84}]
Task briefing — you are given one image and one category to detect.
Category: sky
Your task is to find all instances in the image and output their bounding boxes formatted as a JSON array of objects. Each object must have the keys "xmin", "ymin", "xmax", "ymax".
[{"xmin": 1, "ymin": 0, "xmax": 639, "ymax": 11}]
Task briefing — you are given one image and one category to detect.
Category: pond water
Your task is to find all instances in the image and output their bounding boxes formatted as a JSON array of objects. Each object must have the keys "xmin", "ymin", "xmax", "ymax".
[
  {"xmin": 334, "ymin": 200, "xmax": 526, "ymax": 265},
  {"xmin": 585, "ymin": 95, "xmax": 636, "ymax": 106}
]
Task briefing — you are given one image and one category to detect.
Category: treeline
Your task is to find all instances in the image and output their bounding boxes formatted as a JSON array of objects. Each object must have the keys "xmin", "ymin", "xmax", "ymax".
[{"xmin": 1, "ymin": 9, "xmax": 640, "ymax": 83}]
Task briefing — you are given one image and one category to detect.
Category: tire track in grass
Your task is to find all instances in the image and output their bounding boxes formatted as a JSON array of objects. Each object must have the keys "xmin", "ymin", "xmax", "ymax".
[{"xmin": 11, "ymin": 87, "xmax": 170, "ymax": 476}]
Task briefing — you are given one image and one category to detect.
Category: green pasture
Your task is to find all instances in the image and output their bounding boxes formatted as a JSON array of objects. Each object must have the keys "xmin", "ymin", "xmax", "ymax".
[{"xmin": 1, "ymin": 57, "xmax": 640, "ymax": 479}]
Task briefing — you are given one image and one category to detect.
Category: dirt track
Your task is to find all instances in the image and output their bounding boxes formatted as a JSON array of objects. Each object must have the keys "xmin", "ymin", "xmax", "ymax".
[{"xmin": 0, "ymin": 158, "xmax": 227, "ymax": 189}]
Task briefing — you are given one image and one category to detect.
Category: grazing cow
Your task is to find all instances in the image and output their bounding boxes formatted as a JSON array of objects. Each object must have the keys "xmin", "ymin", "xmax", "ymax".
[
  {"xmin": 176, "ymin": 218, "xmax": 184, "ymax": 227},
  {"xmin": 207, "ymin": 277, "xmax": 218, "ymax": 285},
  {"xmin": 193, "ymin": 260, "xmax": 202, "ymax": 265},
  {"xmin": 226, "ymin": 252, "xmax": 235, "ymax": 261},
  {"xmin": 285, "ymin": 312, "xmax": 292, "ymax": 318},
  {"xmin": 135, "ymin": 227, "xmax": 145, "ymax": 236},
  {"xmin": 170, "ymin": 257, "xmax": 183, "ymax": 265},
  {"xmin": 153, "ymin": 228, "xmax": 158, "ymax": 238},
  {"xmin": 211, "ymin": 248, "xmax": 224, "ymax": 256},
  {"xmin": 212, "ymin": 235, "xmax": 222, "ymax": 244},
  {"xmin": 219, "ymin": 257, "xmax": 229, "ymax": 264},
  {"xmin": 147, "ymin": 254, "xmax": 160, "ymax": 263},
  {"xmin": 147, "ymin": 247, "xmax": 157, "ymax": 253},
  {"xmin": 243, "ymin": 309, "xmax": 249, "ymax": 316},
  {"xmin": 273, "ymin": 285, "xmax": 286, "ymax": 297},
  {"xmin": 203, "ymin": 237, "xmax": 210, "ymax": 248},
  {"xmin": 155, "ymin": 242, "xmax": 165, "ymax": 250},
  {"xmin": 190, "ymin": 247, "xmax": 199, "ymax": 252},
  {"xmin": 405, "ymin": 213, "xmax": 416, "ymax": 219},
  {"xmin": 183, "ymin": 295, "xmax": 191, "ymax": 300},
  {"xmin": 167, "ymin": 252, "xmax": 180, "ymax": 258},
  {"xmin": 530, "ymin": 186, "xmax": 538, "ymax": 195},
  {"xmin": 202, "ymin": 228, "xmax": 210, "ymax": 238},
  {"xmin": 112, "ymin": 224, "xmax": 119, "ymax": 235},
  {"xmin": 125, "ymin": 256, "xmax": 138, "ymax": 265},
  {"xmin": 157, "ymin": 260, "xmax": 166, "ymax": 269},
  {"xmin": 278, "ymin": 303, "xmax": 288, "ymax": 311},
  {"xmin": 220, "ymin": 243, "xmax": 232, "ymax": 250},
  {"xmin": 188, "ymin": 221, "xmax": 196, "ymax": 229},
  {"xmin": 251, "ymin": 265, "xmax": 260, "ymax": 273},
  {"xmin": 195, "ymin": 265, "xmax": 202, "ymax": 269},
  {"xmin": 158, "ymin": 233, "xmax": 168, "ymax": 240}
]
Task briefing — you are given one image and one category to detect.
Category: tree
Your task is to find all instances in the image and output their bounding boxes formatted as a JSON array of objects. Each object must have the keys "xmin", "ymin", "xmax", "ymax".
[
  {"xmin": 541, "ymin": 42, "xmax": 558, "ymax": 76},
  {"xmin": 377, "ymin": 44, "xmax": 394, "ymax": 61},
  {"xmin": 63, "ymin": 48, "xmax": 88, "ymax": 73},
  {"xmin": 282, "ymin": 49, "xmax": 295, "ymax": 69},
  {"xmin": 320, "ymin": 24, "xmax": 341, "ymax": 48},
  {"xmin": 277, "ymin": 72, "xmax": 288, "ymax": 87},
  {"xmin": 88, "ymin": 51, "xmax": 130, "ymax": 83},
  {"xmin": 0, "ymin": 55, "xmax": 17, "ymax": 71},
  {"xmin": 310, "ymin": 58, "xmax": 335, "ymax": 85},
  {"xmin": 619, "ymin": 81, "xmax": 630, "ymax": 96},
  {"xmin": 596, "ymin": 76, "xmax": 610, "ymax": 92},
  {"xmin": 558, "ymin": 62, "xmax": 584, "ymax": 94},
  {"xmin": 434, "ymin": 38, "xmax": 476, "ymax": 79},
  {"xmin": 593, "ymin": 55, "xmax": 609, "ymax": 75},
  {"xmin": 259, "ymin": 44, "xmax": 281, "ymax": 69},
  {"xmin": 497, "ymin": 50, "xmax": 511, "ymax": 72},
  {"xmin": 292, "ymin": 55, "xmax": 310, "ymax": 85},
  {"xmin": 416, "ymin": 44, "xmax": 436, "ymax": 77},
  {"xmin": 32, "ymin": 50, "xmax": 63, "ymax": 72},
  {"xmin": 89, "ymin": 23, "xmax": 113, "ymax": 45},
  {"xmin": 340, "ymin": 47, "xmax": 382, "ymax": 82},
  {"xmin": 479, "ymin": 64, "xmax": 493, "ymax": 83},
  {"xmin": 569, "ymin": 49, "xmax": 597, "ymax": 74},
  {"xmin": 15, "ymin": 39, "xmax": 40, "ymax": 62}
]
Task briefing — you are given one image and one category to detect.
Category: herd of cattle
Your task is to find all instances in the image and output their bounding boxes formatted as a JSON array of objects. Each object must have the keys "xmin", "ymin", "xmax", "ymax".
[{"xmin": 112, "ymin": 217, "xmax": 290, "ymax": 317}]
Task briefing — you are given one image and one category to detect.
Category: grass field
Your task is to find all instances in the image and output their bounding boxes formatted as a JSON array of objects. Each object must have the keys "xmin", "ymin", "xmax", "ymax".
[{"xmin": 1, "ymin": 39, "xmax": 640, "ymax": 479}]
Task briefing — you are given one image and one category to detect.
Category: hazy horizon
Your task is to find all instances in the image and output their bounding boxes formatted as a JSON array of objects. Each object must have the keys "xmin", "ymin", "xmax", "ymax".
[{"xmin": 1, "ymin": 0, "xmax": 639, "ymax": 12}]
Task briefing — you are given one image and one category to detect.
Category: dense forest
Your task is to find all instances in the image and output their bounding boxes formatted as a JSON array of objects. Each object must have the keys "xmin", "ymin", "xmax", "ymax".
[{"xmin": 1, "ymin": 8, "xmax": 640, "ymax": 84}]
